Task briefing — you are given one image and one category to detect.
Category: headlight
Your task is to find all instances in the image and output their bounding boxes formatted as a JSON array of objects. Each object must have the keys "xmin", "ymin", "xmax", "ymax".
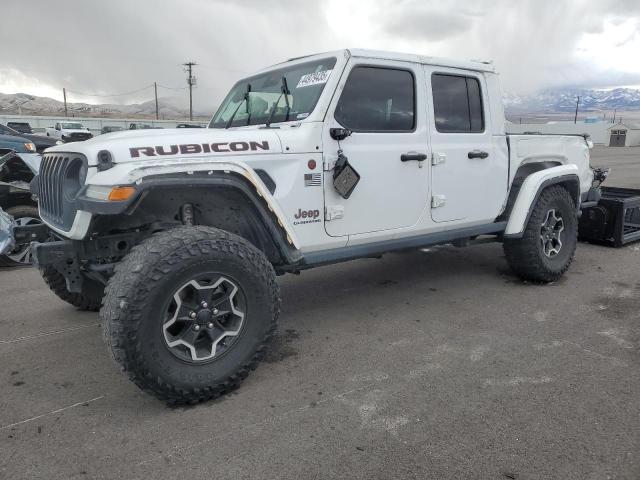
[{"xmin": 24, "ymin": 143, "xmax": 36, "ymax": 152}]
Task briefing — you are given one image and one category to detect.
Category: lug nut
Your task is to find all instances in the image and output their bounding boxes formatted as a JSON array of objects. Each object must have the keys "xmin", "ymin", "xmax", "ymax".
[
  {"xmin": 189, "ymin": 311, "xmax": 196, "ymax": 319},
  {"xmin": 201, "ymin": 302, "xmax": 208, "ymax": 308},
  {"xmin": 207, "ymin": 322, "xmax": 214, "ymax": 329},
  {"xmin": 193, "ymin": 324, "xmax": 201, "ymax": 331},
  {"xmin": 213, "ymin": 309, "xmax": 219, "ymax": 315}
]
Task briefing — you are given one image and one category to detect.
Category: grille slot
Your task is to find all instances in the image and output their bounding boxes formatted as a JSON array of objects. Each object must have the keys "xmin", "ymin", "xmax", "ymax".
[{"xmin": 38, "ymin": 154, "xmax": 85, "ymax": 230}]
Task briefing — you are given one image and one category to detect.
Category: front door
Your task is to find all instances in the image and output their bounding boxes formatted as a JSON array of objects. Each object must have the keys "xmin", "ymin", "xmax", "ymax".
[
  {"xmin": 425, "ymin": 68, "xmax": 506, "ymax": 224},
  {"xmin": 322, "ymin": 62, "xmax": 430, "ymax": 237}
]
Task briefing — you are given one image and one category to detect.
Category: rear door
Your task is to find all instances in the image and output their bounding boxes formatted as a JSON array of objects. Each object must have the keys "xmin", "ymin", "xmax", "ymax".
[
  {"xmin": 322, "ymin": 61, "xmax": 430, "ymax": 237},
  {"xmin": 425, "ymin": 68, "xmax": 505, "ymax": 224}
]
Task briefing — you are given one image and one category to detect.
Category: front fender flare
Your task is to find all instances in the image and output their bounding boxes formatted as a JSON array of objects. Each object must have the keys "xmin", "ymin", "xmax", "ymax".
[{"xmin": 504, "ymin": 165, "xmax": 581, "ymax": 238}]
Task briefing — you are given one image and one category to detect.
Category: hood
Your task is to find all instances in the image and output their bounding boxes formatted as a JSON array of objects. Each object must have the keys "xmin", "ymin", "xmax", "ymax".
[
  {"xmin": 62, "ymin": 128, "xmax": 91, "ymax": 134},
  {"xmin": 0, "ymin": 134, "xmax": 32, "ymax": 152},
  {"xmin": 22, "ymin": 133, "xmax": 58, "ymax": 146},
  {"xmin": 43, "ymin": 126, "xmax": 323, "ymax": 166}
]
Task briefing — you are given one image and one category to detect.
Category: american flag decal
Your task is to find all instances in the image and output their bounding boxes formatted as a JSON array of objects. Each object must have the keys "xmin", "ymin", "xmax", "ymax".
[{"xmin": 304, "ymin": 173, "xmax": 322, "ymax": 187}]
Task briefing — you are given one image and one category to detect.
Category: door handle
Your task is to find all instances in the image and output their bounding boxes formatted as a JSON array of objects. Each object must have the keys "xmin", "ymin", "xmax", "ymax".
[
  {"xmin": 401, "ymin": 153, "xmax": 428, "ymax": 162},
  {"xmin": 468, "ymin": 150, "xmax": 489, "ymax": 159}
]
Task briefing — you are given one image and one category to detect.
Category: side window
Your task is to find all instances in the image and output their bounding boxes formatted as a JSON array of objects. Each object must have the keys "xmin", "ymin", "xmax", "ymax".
[
  {"xmin": 335, "ymin": 66, "xmax": 415, "ymax": 132},
  {"xmin": 432, "ymin": 73, "xmax": 484, "ymax": 133}
]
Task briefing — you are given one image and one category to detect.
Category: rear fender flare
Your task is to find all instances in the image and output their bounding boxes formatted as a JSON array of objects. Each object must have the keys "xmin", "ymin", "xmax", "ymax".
[{"xmin": 504, "ymin": 165, "xmax": 581, "ymax": 238}]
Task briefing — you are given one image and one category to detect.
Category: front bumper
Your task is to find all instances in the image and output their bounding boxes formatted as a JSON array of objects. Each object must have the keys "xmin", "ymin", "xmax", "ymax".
[{"xmin": 29, "ymin": 230, "xmax": 144, "ymax": 291}]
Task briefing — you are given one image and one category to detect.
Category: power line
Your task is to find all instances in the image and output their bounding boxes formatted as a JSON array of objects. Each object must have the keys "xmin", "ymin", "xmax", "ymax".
[
  {"xmin": 65, "ymin": 84, "xmax": 155, "ymax": 98},
  {"xmin": 156, "ymin": 84, "xmax": 189, "ymax": 90}
]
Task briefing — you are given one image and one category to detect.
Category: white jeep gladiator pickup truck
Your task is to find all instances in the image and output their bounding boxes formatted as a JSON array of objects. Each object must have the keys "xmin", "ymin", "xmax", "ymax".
[
  {"xmin": 0, "ymin": 49, "xmax": 604, "ymax": 404},
  {"xmin": 46, "ymin": 121, "xmax": 93, "ymax": 142}
]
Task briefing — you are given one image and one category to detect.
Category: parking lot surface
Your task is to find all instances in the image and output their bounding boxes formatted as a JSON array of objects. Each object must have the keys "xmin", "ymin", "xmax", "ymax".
[{"xmin": 0, "ymin": 147, "xmax": 638, "ymax": 480}]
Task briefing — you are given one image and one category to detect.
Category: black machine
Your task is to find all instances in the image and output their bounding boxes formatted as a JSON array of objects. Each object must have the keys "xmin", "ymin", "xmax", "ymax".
[{"xmin": 579, "ymin": 186, "xmax": 640, "ymax": 247}]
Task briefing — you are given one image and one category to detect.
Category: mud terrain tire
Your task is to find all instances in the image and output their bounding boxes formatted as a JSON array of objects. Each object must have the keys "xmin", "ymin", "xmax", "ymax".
[{"xmin": 101, "ymin": 226, "xmax": 280, "ymax": 404}]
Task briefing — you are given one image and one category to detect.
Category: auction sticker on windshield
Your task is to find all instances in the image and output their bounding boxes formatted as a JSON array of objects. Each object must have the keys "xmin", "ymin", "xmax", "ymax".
[{"xmin": 296, "ymin": 70, "xmax": 333, "ymax": 88}]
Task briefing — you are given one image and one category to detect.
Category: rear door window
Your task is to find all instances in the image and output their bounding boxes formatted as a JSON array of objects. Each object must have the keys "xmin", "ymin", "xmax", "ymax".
[{"xmin": 432, "ymin": 74, "xmax": 484, "ymax": 133}]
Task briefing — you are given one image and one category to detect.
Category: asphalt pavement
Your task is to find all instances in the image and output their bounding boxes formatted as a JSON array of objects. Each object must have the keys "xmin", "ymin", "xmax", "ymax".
[{"xmin": 0, "ymin": 146, "xmax": 638, "ymax": 480}]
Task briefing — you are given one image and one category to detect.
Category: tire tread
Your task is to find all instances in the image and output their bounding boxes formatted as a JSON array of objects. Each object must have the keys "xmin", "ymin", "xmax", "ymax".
[
  {"xmin": 101, "ymin": 226, "xmax": 280, "ymax": 405},
  {"xmin": 503, "ymin": 185, "xmax": 577, "ymax": 283}
]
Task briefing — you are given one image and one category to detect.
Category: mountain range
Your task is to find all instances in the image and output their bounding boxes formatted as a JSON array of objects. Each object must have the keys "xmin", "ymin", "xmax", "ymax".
[
  {"xmin": 2, "ymin": 87, "xmax": 640, "ymax": 119},
  {"xmin": 503, "ymin": 87, "xmax": 640, "ymax": 113},
  {"xmin": 0, "ymin": 92, "xmax": 210, "ymax": 119}
]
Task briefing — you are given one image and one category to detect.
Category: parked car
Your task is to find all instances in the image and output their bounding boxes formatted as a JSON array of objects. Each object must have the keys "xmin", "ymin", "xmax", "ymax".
[
  {"xmin": 7, "ymin": 121, "xmax": 33, "ymax": 134},
  {"xmin": 0, "ymin": 49, "xmax": 605, "ymax": 404},
  {"xmin": 129, "ymin": 122, "xmax": 153, "ymax": 130},
  {"xmin": 0, "ymin": 133, "xmax": 37, "ymax": 156},
  {"xmin": 101, "ymin": 126, "xmax": 125, "ymax": 134},
  {"xmin": 45, "ymin": 122, "xmax": 93, "ymax": 142},
  {"xmin": 0, "ymin": 123, "xmax": 61, "ymax": 153},
  {"xmin": 0, "ymin": 135, "xmax": 43, "ymax": 266}
]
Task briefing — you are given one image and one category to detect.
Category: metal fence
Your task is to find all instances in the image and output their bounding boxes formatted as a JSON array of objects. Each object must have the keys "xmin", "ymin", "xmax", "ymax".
[{"xmin": 0, "ymin": 114, "xmax": 207, "ymax": 136}]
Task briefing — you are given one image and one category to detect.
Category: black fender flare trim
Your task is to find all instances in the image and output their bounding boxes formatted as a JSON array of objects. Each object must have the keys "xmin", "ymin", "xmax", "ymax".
[{"xmin": 75, "ymin": 171, "xmax": 302, "ymax": 265}]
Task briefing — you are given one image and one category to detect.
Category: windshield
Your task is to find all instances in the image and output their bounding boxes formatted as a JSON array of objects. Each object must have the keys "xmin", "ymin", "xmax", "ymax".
[
  {"xmin": 0, "ymin": 124, "xmax": 19, "ymax": 135},
  {"xmin": 209, "ymin": 57, "xmax": 337, "ymax": 128},
  {"xmin": 62, "ymin": 123, "xmax": 84, "ymax": 129}
]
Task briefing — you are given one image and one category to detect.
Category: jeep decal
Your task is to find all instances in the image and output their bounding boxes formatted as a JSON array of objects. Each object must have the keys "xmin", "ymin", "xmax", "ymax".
[
  {"xmin": 129, "ymin": 141, "xmax": 270, "ymax": 158},
  {"xmin": 293, "ymin": 208, "xmax": 321, "ymax": 226}
]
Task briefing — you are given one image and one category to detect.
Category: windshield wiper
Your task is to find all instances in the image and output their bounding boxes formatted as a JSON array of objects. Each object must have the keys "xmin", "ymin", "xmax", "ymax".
[
  {"xmin": 225, "ymin": 84, "xmax": 251, "ymax": 129},
  {"xmin": 264, "ymin": 76, "xmax": 291, "ymax": 128}
]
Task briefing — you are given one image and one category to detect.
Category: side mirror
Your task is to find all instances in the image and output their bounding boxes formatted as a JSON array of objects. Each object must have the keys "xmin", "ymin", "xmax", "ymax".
[{"xmin": 330, "ymin": 128, "xmax": 352, "ymax": 141}]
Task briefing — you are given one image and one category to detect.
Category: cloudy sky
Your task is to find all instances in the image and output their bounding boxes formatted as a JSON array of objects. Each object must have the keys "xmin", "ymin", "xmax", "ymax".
[{"xmin": 2, "ymin": 0, "xmax": 640, "ymax": 112}]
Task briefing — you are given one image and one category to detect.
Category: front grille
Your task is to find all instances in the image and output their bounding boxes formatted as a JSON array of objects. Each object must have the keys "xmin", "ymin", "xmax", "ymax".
[
  {"xmin": 39, "ymin": 153, "xmax": 85, "ymax": 230},
  {"xmin": 67, "ymin": 132, "xmax": 92, "ymax": 141}
]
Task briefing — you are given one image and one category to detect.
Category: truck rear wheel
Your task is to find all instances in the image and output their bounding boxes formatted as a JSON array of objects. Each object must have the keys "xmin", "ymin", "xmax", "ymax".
[
  {"xmin": 101, "ymin": 226, "xmax": 280, "ymax": 404},
  {"xmin": 40, "ymin": 266, "xmax": 104, "ymax": 311},
  {"xmin": 503, "ymin": 185, "xmax": 578, "ymax": 282}
]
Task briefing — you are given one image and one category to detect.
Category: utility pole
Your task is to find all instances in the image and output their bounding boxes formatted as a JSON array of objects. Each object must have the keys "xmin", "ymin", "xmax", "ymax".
[
  {"xmin": 154, "ymin": 82, "xmax": 159, "ymax": 120},
  {"xmin": 183, "ymin": 61, "xmax": 198, "ymax": 121},
  {"xmin": 612, "ymin": 108, "xmax": 617, "ymax": 124},
  {"xmin": 573, "ymin": 95, "xmax": 580, "ymax": 124},
  {"xmin": 63, "ymin": 88, "xmax": 68, "ymax": 117}
]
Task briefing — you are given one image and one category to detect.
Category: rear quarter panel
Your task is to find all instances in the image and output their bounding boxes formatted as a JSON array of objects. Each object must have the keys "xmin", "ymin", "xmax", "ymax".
[{"xmin": 508, "ymin": 134, "xmax": 592, "ymax": 194}]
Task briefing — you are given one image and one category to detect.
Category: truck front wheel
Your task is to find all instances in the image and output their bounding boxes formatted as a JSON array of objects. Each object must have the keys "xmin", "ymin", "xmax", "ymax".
[
  {"xmin": 101, "ymin": 226, "xmax": 280, "ymax": 404},
  {"xmin": 503, "ymin": 185, "xmax": 578, "ymax": 282}
]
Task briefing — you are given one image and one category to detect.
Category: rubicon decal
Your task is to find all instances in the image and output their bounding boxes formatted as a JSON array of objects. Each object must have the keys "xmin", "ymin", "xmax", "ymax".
[
  {"xmin": 293, "ymin": 208, "xmax": 321, "ymax": 226},
  {"xmin": 129, "ymin": 141, "xmax": 270, "ymax": 158}
]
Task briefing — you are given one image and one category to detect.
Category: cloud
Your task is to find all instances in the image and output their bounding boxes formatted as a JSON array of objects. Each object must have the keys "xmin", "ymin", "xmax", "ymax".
[{"xmin": 0, "ymin": 0, "xmax": 639, "ymax": 113}]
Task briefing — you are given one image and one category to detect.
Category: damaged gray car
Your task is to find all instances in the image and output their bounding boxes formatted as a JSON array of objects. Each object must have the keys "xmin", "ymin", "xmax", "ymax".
[{"xmin": 0, "ymin": 138, "xmax": 45, "ymax": 266}]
